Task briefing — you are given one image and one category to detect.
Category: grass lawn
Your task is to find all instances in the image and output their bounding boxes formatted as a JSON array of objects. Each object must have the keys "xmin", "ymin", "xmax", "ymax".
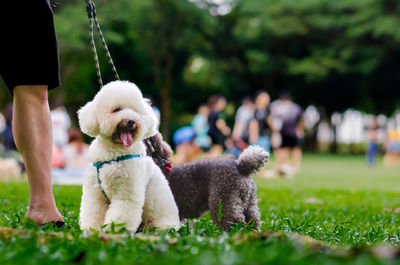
[{"xmin": 1, "ymin": 154, "xmax": 400, "ymax": 264}]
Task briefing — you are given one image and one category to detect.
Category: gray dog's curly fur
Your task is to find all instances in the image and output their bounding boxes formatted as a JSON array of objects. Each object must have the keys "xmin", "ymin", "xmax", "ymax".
[{"xmin": 145, "ymin": 133, "xmax": 269, "ymax": 231}]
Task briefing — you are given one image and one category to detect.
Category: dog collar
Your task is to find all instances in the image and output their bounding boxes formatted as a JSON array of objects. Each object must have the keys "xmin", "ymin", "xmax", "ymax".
[
  {"xmin": 93, "ymin": 154, "xmax": 147, "ymax": 171},
  {"xmin": 93, "ymin": 154, "xmax": 147, "ymax": 204}
]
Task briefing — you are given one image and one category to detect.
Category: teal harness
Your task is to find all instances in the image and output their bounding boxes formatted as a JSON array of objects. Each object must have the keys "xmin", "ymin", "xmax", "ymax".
[{"xmin": 93, "ymin": 154, "xmax": 147, "ymax": 204}]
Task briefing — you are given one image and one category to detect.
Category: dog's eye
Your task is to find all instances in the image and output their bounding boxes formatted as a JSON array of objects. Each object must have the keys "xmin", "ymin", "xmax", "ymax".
[{"xmin": 112, "ymin": 107, "xmax": 122, "ymax": 113}]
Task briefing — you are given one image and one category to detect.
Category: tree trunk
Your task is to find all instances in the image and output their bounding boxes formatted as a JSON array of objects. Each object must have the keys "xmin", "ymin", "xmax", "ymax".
[{"xmin": 160, "ymin": 48, "xmax": 174, "ymax": 140}]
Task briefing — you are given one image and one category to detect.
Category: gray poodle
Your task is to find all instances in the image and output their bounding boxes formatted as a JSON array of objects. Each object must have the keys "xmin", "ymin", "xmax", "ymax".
[{"xmin": 145, "ymin": 133, "xmax": 269, "ymax": 231}]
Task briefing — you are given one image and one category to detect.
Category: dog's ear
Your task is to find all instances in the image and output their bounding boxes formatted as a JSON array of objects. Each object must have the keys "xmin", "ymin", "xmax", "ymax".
[
  {"xmin": 142, "ymin": 98, "xmax": 158, "ymax": 139},
  {"xmin": 78, "ymin": 101, "xmax": 99, "ymax": 137},
  {"xmin": 154, "ymin": 133, "xmax": 173, "ymax": 160}
]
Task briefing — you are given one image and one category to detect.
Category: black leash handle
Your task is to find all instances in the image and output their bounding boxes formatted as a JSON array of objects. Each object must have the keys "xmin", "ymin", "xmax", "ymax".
[{"xmin": 85, "ymin": 0, "xmax": 120, "ymax": 88}]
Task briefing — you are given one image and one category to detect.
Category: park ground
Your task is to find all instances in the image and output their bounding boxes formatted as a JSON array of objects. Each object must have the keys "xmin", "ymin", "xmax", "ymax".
[{"xmin": 0, "ymin": 154, "xmax": 400, "ymax": 265}]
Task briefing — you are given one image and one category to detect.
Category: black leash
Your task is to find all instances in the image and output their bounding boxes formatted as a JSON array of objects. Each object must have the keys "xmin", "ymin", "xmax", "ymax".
[{"xmin": 85, "ymin": 0, "xmax": 120, "ymax": 88}]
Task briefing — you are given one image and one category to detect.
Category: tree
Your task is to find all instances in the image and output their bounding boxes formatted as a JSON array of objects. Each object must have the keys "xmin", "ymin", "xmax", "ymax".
[{"xmin": 3, "ymin": 0, "xmax": 397, "ymax": 136}]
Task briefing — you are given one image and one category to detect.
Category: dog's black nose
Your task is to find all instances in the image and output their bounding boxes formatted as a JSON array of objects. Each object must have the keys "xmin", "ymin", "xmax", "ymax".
[{"xmin": 127, "ymin": 120, "xmax": 135, "ymax": 128}]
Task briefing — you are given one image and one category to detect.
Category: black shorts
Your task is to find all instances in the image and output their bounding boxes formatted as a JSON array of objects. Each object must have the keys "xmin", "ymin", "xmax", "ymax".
[
  {"xmin": 281, "ymin": 134, "xmax": 302, "ymax": 148},
  {"xmin": 0, "ymin": 0, "xmax": 60, "ymax": 93},
  {"xmin": 209, "ymin": 131, "xmax": 225, "ymax": 146}
]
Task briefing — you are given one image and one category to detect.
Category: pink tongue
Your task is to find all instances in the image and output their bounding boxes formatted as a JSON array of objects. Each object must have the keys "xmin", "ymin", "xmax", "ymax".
[{"xmin": 120, "ymin": 132, "xmax": 133, "ymax": 147}]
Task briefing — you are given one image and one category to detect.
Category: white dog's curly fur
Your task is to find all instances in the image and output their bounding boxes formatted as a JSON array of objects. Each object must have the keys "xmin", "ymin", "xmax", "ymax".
[{"xmin": 78, "ymin": 80, "xmax": 180, "ymax": 232}]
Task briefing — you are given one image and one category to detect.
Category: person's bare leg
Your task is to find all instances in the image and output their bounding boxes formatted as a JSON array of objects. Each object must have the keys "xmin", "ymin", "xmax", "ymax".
[
  {"xmin": 13, "ymin": 85, "xmax": 63, "ymax": 225},
  {"xmin": 292, "ymin": 147, "xmax": 302, "ymax": 173},
  {"xmin": 207, "ymin": 145, "xmax": 223, "ymax": 158},
  {"xmin": 274, "ymin": 147, "xmax": 289, "ymax": 176},
  {"xmin": 272, "ymin": 148, "xmax": 281, "ymax": 177}
]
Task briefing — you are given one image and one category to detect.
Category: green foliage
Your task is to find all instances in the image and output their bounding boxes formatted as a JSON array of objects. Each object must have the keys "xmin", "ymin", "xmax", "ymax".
[{"xmin": 2, "ymin": 0, "xmax": 399, "ymax": 133}]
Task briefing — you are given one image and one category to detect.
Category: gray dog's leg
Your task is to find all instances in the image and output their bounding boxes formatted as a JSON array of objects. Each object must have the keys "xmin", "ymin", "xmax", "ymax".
[
  {"xmin": 245, "ymin": 192, "xmax": 261, "ymax": 231},
  {"xmin": 209, "ymin": 191, "xmax": 246, "ymax": 231}
]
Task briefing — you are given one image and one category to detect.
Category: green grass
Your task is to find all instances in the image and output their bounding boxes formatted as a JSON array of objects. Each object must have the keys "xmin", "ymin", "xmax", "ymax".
[{"xmin": 1, "ymin": 154, "xmax": 400, "ymax": 265}]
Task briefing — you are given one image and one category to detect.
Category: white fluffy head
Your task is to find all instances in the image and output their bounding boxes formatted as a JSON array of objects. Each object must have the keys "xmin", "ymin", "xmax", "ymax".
[{"xmin": 78, "ymin": 81, "xmax": 158, "ymax": 145}]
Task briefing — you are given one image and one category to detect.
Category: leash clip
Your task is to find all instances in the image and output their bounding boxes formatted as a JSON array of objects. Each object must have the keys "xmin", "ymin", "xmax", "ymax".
[{"xmin": 50, "ymin": 1, "xmax": 59, "ymax": 8}]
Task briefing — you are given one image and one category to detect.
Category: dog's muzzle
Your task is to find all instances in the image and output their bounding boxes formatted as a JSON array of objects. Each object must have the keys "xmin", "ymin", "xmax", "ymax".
[{"xmin": 112, "ymin": 119, "xmax": 137, "ymax": 147}]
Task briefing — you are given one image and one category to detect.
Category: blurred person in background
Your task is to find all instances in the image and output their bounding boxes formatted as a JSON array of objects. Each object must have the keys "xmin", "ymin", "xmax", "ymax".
[
  {"xmin": 365, "ymin": 117, "xmax": 380, "ymax": 166},
  {"xmin": 172, "ymin": 126, "xmax": 201, "ymax": 164},
  {"xmin": 50, "ymin": 104, "xmax": 71, "ymax": 148},
  {"xmin": 207, "ymin": 95, "xmax": 231, "ymax": 156},
  {"xmin": 51, "ymin": 144, "xmax": 64, "ymax": 169},
  {"xmin": 0, "ymin": 104, "xmax": 22, "ymax": 180},
  {"xmin": 225, "ymin": 137, "xmax": 242, "ymax": 158},
  {"xmin": 152, "ymin": 106, "xmax": 161, "ymax": 128},
  {"xmin": 232, "ymin": 95, "xmax": 255, "ymax": 148},
  {"xmin": 191, "ymin": 104, "xmax": 212, "ymax": 152},
  {"xmin": 146, "ymin": 96, "xmax": 161, "ymax": 129},
  {"xmin": 270, "ymin": 91, "xmax": 304, "ymax": 176},
  {"xmin": 384, "ymin": 128, "xmax": 400, "ymax": 167},
  {"xmin": 248, "ymin": 90, "xmax": 271, "ymax": 152},
  {"xmin": 0, "ymin": 112, "xmax": 5, "ymax": 134},
  {"xmin": 52, "ymin": 128, "xmax": 89, "ymax": 184},
  {"xmin": 62, "ymin": 128, "xmax": 90, "ymax": 169},
  {"xmin": 1, "ymin": 104, "xmax": 16, "ymax": 152}
]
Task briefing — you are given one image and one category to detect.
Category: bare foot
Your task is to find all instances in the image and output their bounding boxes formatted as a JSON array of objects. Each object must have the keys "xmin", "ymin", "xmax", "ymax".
[{"xmin": 25, "ymin": 203, "xmax": 63, "ymax": 225}]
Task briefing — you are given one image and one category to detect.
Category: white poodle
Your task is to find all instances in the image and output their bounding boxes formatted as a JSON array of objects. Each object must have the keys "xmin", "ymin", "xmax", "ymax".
[{"xmin": 78, "ymin": 80, "xmax": 180, "ymax": 232}]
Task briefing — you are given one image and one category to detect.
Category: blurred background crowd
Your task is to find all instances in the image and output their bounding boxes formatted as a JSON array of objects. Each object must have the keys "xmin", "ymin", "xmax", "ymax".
[
  {"xmin": 0, "ymin": 104, "xmax": 89, "ymax": 184},
  {"xmin": 0, "ymin": 92, "xmax": 398, "ymax": 183},
  {"xmin": 171, "ymin": 91, "xmax": 400, "ymax": 178},
  {"xmin": 0, "ymin": 0, "xmax": 400, "ymax": 182}
]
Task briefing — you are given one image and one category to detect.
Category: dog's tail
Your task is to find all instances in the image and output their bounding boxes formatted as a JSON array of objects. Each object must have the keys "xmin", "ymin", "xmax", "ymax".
[{"xmin": 237, "ymin": 145, "xmax": 269, "ymax": 176}]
